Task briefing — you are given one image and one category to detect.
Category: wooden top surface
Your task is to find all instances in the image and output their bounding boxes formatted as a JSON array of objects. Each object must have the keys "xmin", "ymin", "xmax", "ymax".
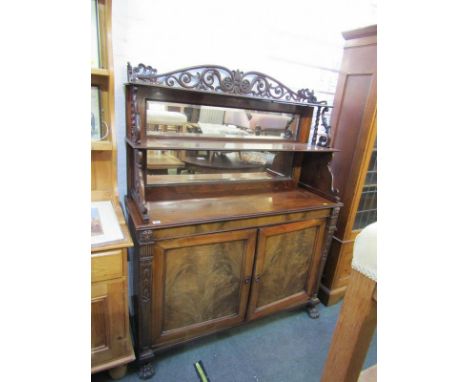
[
  {"xmin": 131, "ymin": 189, "xmax": 339, "ymax": 229},
  {"xmin": 127, "ymin": 138, "xmax": 339, "ymax": 152}
]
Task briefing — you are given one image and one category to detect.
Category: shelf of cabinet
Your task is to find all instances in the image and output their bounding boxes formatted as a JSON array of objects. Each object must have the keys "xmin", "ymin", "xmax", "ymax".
[
  {"xmin": 91, "ymin": 140, "xmax": 113, "ymax": 151},
  {"xmin": 91, "ymin": 67, "xmax": 110, "ymax": 77},
  {"xmin": 127, "ymin": 138, "xmax": 338, "ymax": 153}
]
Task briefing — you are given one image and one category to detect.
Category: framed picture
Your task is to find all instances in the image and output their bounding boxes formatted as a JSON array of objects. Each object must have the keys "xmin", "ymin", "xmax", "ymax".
[
  {"xmin": 91, "ymin": 86, "xmax": 101, "ymax": 140},
  {"xmin": 91, "ymin": 201, "xmax": 124, "ymax": 246},
  {"xmin": 91, "ymin": 0, "xmax": 101, "ymax": 68}
]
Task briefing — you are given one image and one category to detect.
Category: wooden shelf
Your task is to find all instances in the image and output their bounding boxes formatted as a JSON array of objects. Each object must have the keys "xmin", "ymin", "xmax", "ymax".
[
  {"xmin": 91, "ymin": 67, "xmax": 110, "ymax": 77},
  {"xmin": 91, "ymin": 140, "xmax": 113, "ymax": 151},
  {"xmin": 136, "ymin": 188, "xmax": 339, "ymax": 228},
  {"xmin": 127, "ymin": 138, "xmax": 338, "ymax": 153},
  {"xmin": 147, "ymin": 171, "xmax": 277, "ymax": 186}
]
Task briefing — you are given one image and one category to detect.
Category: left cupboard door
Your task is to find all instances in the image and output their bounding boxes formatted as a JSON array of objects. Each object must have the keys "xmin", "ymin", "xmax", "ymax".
[
  {"xmin": 151, "ymin": 229, "xmax": 257, "ymax": 347},
  {"xmin": 91, "ymin": 250, "xmax": 133, "ymax": 372}
]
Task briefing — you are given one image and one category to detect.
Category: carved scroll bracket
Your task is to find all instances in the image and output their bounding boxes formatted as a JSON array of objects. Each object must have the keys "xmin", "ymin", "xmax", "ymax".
[
  {"xmin": 299, "ymin": 152, "xmax": 340, "ymax": 202},
  {"xmin": 127, "ymin": 62, "xmax": 323, "ymax": 105}
]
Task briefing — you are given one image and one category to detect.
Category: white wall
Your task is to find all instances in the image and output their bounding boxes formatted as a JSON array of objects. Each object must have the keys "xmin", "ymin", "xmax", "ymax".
[{"xmin": 112, "ymin": 0, "xmax": 376, "ymax": 202}]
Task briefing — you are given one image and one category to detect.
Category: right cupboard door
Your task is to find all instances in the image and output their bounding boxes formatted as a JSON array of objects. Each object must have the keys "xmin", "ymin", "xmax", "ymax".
[{"xmin": 247, "ymin": 219, "xmax": 327, "ymax": 320}]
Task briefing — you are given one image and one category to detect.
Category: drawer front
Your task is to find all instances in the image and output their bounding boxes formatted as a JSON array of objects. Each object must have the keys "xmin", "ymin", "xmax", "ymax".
[
  {"xmin": 91, "ymin": 250, "xmax": 124, "ymax": 283},
  {"xmin": 152, "ymin": 209, "xmax": 331, "ymax": 241}
]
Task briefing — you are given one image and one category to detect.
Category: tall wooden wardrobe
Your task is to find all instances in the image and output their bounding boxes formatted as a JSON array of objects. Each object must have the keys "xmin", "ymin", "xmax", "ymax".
[{"xmin": 319, "ymin": 25, "xmax": 377, "ymax": 305}]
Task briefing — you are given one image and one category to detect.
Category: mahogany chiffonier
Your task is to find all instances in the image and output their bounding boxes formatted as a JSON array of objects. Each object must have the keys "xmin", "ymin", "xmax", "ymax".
[
  {"xmin": 319, "ymin": 25, "xmax": 377, "ymax": 306},
  {"xmin": 124, "ymin": 63, "xmax": 342, "ymax": 379}
]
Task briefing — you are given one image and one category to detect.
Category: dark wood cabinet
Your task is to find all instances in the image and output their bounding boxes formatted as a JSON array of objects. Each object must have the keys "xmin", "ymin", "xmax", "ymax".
[
  {"xmin": 319, "ymin": 25, "xmax": 377, "ymax": 306},
  {"xmin": 124, "ymin": 63, "xmax": 342, "ymax": 379}
]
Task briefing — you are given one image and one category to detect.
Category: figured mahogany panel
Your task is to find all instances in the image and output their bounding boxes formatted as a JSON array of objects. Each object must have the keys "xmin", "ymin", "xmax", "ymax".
[
  {"xmin": 164, "ymin": 240, "xmax": 244, "ymax": 330},
  {"xmin": 152, "ymin": 230, "xmax": 256, "ymax": 346},
  {"xmin": 247, "ymin": 219, "xmax": 327, "ymax": 320}
]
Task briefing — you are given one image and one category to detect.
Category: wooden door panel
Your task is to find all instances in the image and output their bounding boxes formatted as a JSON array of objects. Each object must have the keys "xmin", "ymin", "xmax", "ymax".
[
  {"xmin": 248, "ymin": 219, "xmax": 326, "ymax": 320},
  {"xmin": 152, "ymin": 229, "xmax": 256, "ymax": 346},
  {"xmin": 91, "ymin": 279, "xmax": 130, "ymax": 366},
  {"xmin": 91, "ymin": 295, "xmax": 110, "ymax": 351}
]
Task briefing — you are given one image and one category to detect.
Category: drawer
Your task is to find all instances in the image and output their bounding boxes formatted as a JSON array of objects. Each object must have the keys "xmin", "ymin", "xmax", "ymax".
[
  {"xmin": 152, "ymin": 209, "xmax": 331, "ymax": 240},
  {"xmin": 92, "ymin": 250, "xmax": 124, "ymax": 283}
]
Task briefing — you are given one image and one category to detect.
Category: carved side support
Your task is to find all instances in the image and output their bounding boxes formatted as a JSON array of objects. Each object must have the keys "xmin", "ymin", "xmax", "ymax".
[
  {"xmin": 311, "ymin": 104, "xmax": 332, "ymax": 147},
  {"xmin": 131, "ymin": 149, "xmax": 150, "ymax": 223},
  {"xmin": 129, "ymin": 85, "xmax": 141, "ymax": 143},
  {"xmin": 317, "ymin": 106, "xmax": 331, "ymax": 147},
  {"xmin": 299, "ymin": 152, "xmax": 339, "ymax": 202},
  {"xmin": 307, "ymin": 206, "xmax": 341, "ymax": 319},
  {"xmin": 135, "ymin": 241, "xmax": 156, "ymax": 379}
]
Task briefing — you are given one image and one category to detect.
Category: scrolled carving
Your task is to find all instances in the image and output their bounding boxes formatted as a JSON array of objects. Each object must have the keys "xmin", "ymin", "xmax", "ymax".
[
  {"xmin": 128, "ymin": 62, "xmax": 158, "ymax": 81},
  {"xmin": 130, "ymin": 85, "xmax": 140, "ymax": 143},
  {"xmin": 127, "ymin": 63, "xmax": 321, "ymax": 105},
  {"xmin": 141, "ymin": 261, "xmax": 152, "ymax": 303}
]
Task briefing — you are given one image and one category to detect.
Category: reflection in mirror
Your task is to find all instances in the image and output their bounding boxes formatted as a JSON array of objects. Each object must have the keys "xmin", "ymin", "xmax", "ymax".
[
  {"xmin": 146, "ymin": 150, "xmax": 293, "ymax": 185},
  {"xmin": 146, "ymin": 100, "xmax": 299, "ymax": 140}
]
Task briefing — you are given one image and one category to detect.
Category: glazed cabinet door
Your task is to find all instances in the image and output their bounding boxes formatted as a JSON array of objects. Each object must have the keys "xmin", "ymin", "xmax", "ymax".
[
  {"xmin": 152, "ymin": 229, "xmax": 256, "ymax": 347},
  {"xmin": 247, "ymin": 219, "xmax": 327, "ymax": 320},
  {"xmin": 91, "ymin": 278, "xmax": 132, "ymax": 368}
]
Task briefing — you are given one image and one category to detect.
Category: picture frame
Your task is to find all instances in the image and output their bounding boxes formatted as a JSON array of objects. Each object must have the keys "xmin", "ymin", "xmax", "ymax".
[
  {"xmin": 91, "ymin": 86, "xmax": 102, "ymax": 141},
  {"xmin": 91, "ymin": 0, "xmax": 101, "ymax": 68},
  {"xmin": 91, "ymin": 201, "xmax": 124, "ymax": 246}
]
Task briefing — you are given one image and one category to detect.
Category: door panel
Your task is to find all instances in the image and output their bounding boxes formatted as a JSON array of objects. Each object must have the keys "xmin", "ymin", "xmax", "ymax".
[
  {"xmin": 152, "ymin": 229, "xmax": 256, "ymax": 346},
  {"xmin": 247, "ymin": 219, "xmax": 327, "ymax": 320},
  {"xmin": 91, "ymin": 278, "xmax": 131, "ymax": 366}
]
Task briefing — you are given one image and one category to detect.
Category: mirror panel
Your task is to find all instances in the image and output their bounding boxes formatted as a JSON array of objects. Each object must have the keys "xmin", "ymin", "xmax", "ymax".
[
  {"xmin": 146, "ymin": 100, "xmax": 299, "ymax": 140},
  {"xmin": 146, "ymin": 150, "xmax": 293, "ymax": 186}
]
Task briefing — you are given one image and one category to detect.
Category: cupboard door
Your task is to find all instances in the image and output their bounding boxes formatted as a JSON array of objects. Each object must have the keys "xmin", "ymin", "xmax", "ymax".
[
  {"xmin": 247, "ymin": 219, "xmax": 327, "ymax": 320},
  {"xmin": 152, "ymin": 229, "xmax": 256, "ymax": 346},
  {"xmin": 91, "ymin": 279, "xmax": 131, "ymax": 368}
]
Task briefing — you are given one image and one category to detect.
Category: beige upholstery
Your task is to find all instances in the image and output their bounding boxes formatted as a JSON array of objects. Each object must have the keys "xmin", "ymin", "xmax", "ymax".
[
  {"xmin": 147, "ymin": 110, "xmax": 187, "ymax": 125},
  {"xmin": 352, "ymin": 222, "xmax": 377, "ymax": 282}
]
